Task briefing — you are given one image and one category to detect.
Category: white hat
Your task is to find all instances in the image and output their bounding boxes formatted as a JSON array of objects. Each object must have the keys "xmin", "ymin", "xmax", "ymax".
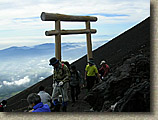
[{"xmin": 100, "ymin": 60, "xmax": 106, "ymax": 65}]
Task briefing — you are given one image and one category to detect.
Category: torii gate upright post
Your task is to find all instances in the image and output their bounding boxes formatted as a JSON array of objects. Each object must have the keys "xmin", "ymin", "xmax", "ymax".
[
  {"xmin": 86, "ymin": 20, "xmax": 93, "ymax": 59},
  {"xmin": 55, "ymin": 20, "xmax": 61, "ymax": 61},
  {"xmin": 41, "ymin": 12, "xmax": 97, "ymax": 61}
]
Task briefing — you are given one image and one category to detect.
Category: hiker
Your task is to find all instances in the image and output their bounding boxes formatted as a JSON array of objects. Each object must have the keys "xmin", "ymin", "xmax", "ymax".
[
  {"xmin": 70, "ymin": 65, "xmax": 84, "ymax": 103},
  {"xmin": 49, "ymin": 57, "xmax": 70, "ymax": 112},
  {"xmin": 38, "ymin": 85, "xmax": 52, "ymax": 108},
  {"xmin": 0, "ymin": 100, "xmax": 7, "ymax": 112},
  {"xmin": 99, "ymin": 60, "xmax": 110, "ymax": 80},
  {"xmin": 85, "ymin": 58, "xmax": 101, "ymax": 92},
  {"xmin": 27, "ymin": 93, "xmax": 51, "ymax": 112}
]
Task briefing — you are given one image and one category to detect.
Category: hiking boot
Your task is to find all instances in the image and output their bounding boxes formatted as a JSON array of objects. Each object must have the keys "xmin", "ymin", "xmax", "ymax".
[{"xmin": 52, "ymin": 104, "xmax": 61, "ymax": 112}]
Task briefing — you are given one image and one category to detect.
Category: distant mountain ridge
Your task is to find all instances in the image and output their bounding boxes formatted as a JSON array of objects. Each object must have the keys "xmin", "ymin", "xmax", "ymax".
[
  {"xmin": 0, "ymin": 43, "xmax": 53, "ymax": 58},
  {"xmin": 0, "ymin": 43, "xmax": 86, "ymax": 60}
]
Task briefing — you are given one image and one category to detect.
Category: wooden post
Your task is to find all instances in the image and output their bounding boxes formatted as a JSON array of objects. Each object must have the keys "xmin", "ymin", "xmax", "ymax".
[
  {"xmin": 55, "ymin": 20, "xmax": 61, "ymax": 61},
  {"xmin": 86, "ymin": 20, "xmax": 93, "ymax": 60}
]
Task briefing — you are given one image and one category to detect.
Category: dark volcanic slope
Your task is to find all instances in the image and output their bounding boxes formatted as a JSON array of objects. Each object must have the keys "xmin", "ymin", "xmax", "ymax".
[
  {"xmin": 5, "ymin": 17, "xmax": 150, "ymax": 112},
  {"xmin": 71, "ymin": 17, "xmax": 150, "ymax": 75}
]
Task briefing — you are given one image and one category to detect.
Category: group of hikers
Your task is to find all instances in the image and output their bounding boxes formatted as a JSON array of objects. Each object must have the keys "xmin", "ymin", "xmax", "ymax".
[
  {"xmin": 0, "ymin": 57, "xmax": 109, "ymax": 112},
  {"xmin": 26, "ymin": 57, "xmax": 110, "ymax": 112}
]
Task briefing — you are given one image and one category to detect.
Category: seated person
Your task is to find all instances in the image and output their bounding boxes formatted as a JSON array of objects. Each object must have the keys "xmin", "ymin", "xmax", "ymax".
[
  {"xmin": 27, "ymin": 93, "xmax": 51, "ymax": 112},
  {"xmin": 38, "ymin": 85, "xmax": 52, "ymax": 108}
]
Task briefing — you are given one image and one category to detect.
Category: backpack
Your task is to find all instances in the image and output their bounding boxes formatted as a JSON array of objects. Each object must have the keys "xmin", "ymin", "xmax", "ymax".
[
  {"xmin": 61, "ymin": 63, "xmax": 71, "ymax": 82},
  {"xmin": 70, "ymin": 71, "xmax": 79, "ymax": 81},
  {"xmin": 61, "ymin": 63, "xmax": 65, "ymax": 76}
]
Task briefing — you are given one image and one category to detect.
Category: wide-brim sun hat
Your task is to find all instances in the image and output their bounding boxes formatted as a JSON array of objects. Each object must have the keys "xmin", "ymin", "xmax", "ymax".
[{"xmin": 49, "ymin": 57, "xmax": 59, "ymax": 65}]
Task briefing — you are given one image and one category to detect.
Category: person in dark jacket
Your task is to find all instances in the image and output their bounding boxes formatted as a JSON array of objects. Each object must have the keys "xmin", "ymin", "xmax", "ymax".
[
  {"xmin": 70, "ymin": 65, "xmax": 84, "ymax": 103},
  {"xmin": 27, "ymin": 93, "xmax": 51, "ymax": 112},
  {"xmin": 0, "ymin": 100, "xmax": 7, "ymax": 112}
]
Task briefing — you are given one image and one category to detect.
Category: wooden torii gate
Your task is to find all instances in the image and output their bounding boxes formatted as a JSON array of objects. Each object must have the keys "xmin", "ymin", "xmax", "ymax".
[{"xmin": 41, "ymin": 12, "xmax": 97, "ymax": 61}]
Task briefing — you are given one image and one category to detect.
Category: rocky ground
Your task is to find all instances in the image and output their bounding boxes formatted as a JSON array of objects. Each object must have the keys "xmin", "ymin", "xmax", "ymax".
[
  {"xmin": 84, "ymin": 53, "xmax": 150, "ymax": 112},
  {"xmin": 66, "ymin": 50, "xmax": 150, "ymax": 112}
]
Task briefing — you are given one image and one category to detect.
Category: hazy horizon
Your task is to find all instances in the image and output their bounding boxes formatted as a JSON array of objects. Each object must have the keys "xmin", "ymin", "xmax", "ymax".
[{"xmin": 0, "ymin": 40, "xmax": 108, "ymax": 101}]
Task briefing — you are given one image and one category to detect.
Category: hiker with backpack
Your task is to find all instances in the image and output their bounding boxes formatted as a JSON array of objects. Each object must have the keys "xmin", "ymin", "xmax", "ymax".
[
  {"xmin": 70, "ymin": 65, "xmax": 84, "ymax": 103},
  {"xmin": 49, "ymin": 57, "xmax": 70, "ymax": 112},
  {"xmin": 99, "ymin": 60, "xmax": 110, "ymax": 80},
  {"xmin": 85, "ymin": 58, "xmax": 101, "ymax": 92}
]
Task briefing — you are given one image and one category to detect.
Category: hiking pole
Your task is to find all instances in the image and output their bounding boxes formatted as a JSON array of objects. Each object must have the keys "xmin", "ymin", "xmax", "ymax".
[
  {"xmin": 56, "ymin": 82, "xmax": 65, "ymax": 104},
  {"xmin": 59, "ymin": 85, "xmax": 65, "ymax": 104}
]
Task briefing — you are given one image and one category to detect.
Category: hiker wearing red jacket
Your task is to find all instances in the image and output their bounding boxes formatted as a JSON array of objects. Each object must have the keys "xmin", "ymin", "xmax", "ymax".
[{"xmin": 99, "ymin": 60, "xmax": 110, "ymax": 80}]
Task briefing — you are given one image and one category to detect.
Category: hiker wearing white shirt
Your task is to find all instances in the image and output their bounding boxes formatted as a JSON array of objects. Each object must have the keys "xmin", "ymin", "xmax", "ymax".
[{"xmin": 38, "ymin": 86, "xmax": 52, "ymax": 108}]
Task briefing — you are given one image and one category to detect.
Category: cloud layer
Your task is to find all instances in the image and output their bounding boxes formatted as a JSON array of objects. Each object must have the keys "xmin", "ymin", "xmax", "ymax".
[{"xmin": 1, "ymin": 42, "xmax": 106, "ymax": 100}]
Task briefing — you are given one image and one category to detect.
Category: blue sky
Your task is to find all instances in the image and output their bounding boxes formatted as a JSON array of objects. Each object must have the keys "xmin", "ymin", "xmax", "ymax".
[{"xmin": 0, "ymin": 0, "xmax": 150, "ymax": 50}]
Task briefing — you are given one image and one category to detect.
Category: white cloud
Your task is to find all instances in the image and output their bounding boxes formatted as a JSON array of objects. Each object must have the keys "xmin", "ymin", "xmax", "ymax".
[
  {"xmin": 3, "ymin": 76, "xmax": 30, "ymax": 86},
  {"xmin": 40, "ymin": 59, "xmax": 47, "ymax": 63},
  {"xmin": 39, "ymin": 77, "xmax": 45, "ymax": 81},
  {"xmin": 3, "ymin": 81, "xmax": 14, "ymax": 86},
  {"xmin": 15, "ymin": 76, "xmax": 30, "ymax": 86}
]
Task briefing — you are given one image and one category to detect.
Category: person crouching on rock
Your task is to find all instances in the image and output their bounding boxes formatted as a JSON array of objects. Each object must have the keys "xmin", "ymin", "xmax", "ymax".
[
  {"xmin": 27, "ymin": 93, "xmax": 51, "ymax": 112},
  {"xmin": 99, "ymin": 60, "xmax": 110, "ymax": 80},
  {"xmin": 85, "ymin": 58, "xmax": 101, "ymax": 92},
  {"xmin": 49, "ymin": 57, "xmax": 70, "ymax": 112}
]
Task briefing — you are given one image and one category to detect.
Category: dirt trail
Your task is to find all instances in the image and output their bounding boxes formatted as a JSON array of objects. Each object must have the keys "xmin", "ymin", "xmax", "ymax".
[{"xmin": 67, "ymin": 88, "xmax": 91, "ymax": 112}]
